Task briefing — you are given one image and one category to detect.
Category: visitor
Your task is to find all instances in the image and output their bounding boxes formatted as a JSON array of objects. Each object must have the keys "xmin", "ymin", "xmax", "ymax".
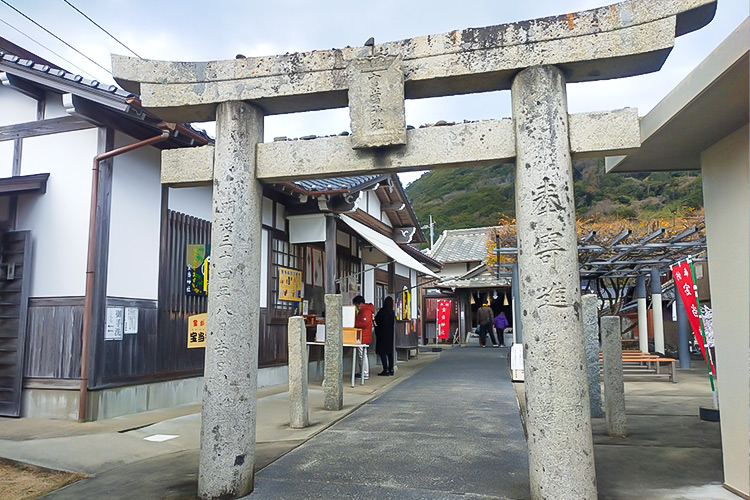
[
  {"xmin": 476, "ymin": 302, "xmax": 498, "ymax": 347},
  {"xmin": 352, "ymin": 295, "xmax": 374, "ymax": 379},
  {"xmin": 374, "ymin": 296, "xmax": 395, "ymax": 376},
  {"xmin": 494, "ymin": 311, "xmax": 509, "ymax": 347}
]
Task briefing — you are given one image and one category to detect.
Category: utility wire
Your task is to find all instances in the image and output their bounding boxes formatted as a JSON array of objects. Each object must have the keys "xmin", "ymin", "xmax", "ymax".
[
  {"xmin": 61, "ymin": 0, "xmax": 142, "ymax": 59},
  {"xmin": 0, "ymin": 17, "xmax": 97, "ymax": 79},
  {"xmin": 0, "ymin": 0, "xmax": 112, "ymax": 75}
]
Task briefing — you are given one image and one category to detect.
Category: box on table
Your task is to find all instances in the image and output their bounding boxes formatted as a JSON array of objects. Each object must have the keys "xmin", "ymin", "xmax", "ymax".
[
  {"xmin": 342, "ymin": 327, "xmax": 362, "ymax": 345},
  {"xmin": 315, "ymin": 324, "xmax": 325, "ymax": 342},
  {"xmin": 342, "ymin": 305, "xmax": 356, "ymax": 328}
]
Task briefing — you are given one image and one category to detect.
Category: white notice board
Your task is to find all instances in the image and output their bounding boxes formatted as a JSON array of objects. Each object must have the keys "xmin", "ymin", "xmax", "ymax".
[
  {"xmin": 124, "ymin": 307, "xmax": 139, "ymax": 334},
  {"xmin": 105, "ymin": 307, "xmax": 124, "ymax": 340}
]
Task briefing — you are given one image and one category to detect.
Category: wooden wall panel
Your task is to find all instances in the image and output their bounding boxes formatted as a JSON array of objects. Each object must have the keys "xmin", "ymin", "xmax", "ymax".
[{"xmin": 24, "ymin": 297, "xmax": 83, "ymax": 379}]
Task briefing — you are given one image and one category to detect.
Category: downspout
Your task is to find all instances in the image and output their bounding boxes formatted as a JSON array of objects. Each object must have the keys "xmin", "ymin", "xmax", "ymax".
[{"xmin": 78, "ymin": 130, "xmax": 170, "ymax": 422}]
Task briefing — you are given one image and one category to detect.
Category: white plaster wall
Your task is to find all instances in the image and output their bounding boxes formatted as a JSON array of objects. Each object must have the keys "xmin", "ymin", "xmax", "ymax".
[
  {"xmin": 395, "ymin": 262, "xmax": 410, "ymax": 278},
  {"xmin": 367, "ymin": 191, "xmax": 381, "ymax": 218},
  {"xmin": 16, "ymin": 128, "xmax": 98, "ymax": 297},
  {"xmin": 260, "ymin": 229, "xmax": 268, "ymax": 307},
  {"xmin": 364, "ymin": 264, "xmax": 375, "ymax": 304},
  {"xmin": 440, "ymin": 262, "xmax": 471, "ymax": 277},
  {"xmin": 168, "ymin": 186, "xmax": 213, "ymax": 221},
  {"xmin": 700, "ymin": 124, "xmax": 749, "ymax": 496},
  {"xmin": 43, "ymin": 92, "xmax": 68, "ymax": 119},
  {"xmin": 380, "ymin": 211, "xmax": 392, "ymax": 227},
  {"xmin": 0, "ymin": 140, "xmax": 13, "ymax": 178},
  {"xmin": 107, "ymin": 133, "xmax": 161, "ymax": 299},
  {"xmin": 0, "ymin": 83, "xmax": 36, "ymax": 126}
]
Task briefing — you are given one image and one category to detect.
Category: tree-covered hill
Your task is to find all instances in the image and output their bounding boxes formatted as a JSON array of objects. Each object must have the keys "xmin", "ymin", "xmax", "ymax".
[{"xmin": 404, "ymin": 159, "xmax": 703, "ymax": 237}]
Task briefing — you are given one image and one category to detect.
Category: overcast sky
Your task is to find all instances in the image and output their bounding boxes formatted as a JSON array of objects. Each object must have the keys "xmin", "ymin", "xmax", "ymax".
[{"xmin": 1, "ymin": 0, "xmax": 747, "ymax": 185}]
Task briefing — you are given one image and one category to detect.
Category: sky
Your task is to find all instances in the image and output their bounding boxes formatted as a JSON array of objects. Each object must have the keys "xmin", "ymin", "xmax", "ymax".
[{"xmin": 1, "ymin": 0, "xmax": 747, "ymax": 186}]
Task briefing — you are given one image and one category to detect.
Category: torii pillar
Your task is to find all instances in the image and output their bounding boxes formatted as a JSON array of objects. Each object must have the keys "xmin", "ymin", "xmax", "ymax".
[
  {"xmin": 513, "ymin": 66, "xmax": 597, "ymax": 497},
  {"xmin": 199, "ymin": 101, "xmax": 264, "ymax": 498}
]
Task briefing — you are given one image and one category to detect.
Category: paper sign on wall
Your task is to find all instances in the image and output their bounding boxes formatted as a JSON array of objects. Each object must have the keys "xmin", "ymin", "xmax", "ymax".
[
  {"xmin": 187, "ymin": 313, "xmax": 207, "ymax": 349},
  {"xmin": 186, "ymin": 244, "xmax": 210, "ymax": 297},
  {"xmin": 279, "ymin": 267, "xmax": 303, "ymax": 302},
  {"xmin": 105, "ymin": 307, "xmax": 124, "ymax": 340},
  {"xmin": 124, "ymin": 307, "xmax": 139, "ymax": 334}
]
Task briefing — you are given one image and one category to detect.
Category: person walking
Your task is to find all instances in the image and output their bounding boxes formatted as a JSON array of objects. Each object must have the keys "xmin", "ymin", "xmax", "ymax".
[
  {"xmin": 476, "ymin": 302, "xmax": 498, "ymax": 347},
  {"xmin": 494, "ymin": 311, "xmax": 509, "ymax": 347},
  {"xmin": 374, "ymin": 296, "xmax": 396, "ymax": 376},
  {"xmin": 353, "ymin": 295, "xmax": 375, "ymax": 379}
]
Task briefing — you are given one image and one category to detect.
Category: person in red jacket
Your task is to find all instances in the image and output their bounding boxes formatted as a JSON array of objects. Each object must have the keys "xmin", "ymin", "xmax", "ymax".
[{"xmin": 353, "ymin": 295, "xmax": 375, "ymax": 379}]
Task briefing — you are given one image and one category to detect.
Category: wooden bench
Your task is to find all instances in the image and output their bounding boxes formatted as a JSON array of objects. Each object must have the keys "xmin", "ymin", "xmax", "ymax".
[
  {"xmin": 599, "ymin": 351, "xmax": 677, "ymax": 383},
  {"xmin": 396, "ymin": 346, "xmax": 418, "ymax": 361}
]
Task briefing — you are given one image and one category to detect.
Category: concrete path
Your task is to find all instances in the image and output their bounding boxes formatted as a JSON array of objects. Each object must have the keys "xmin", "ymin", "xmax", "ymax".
[
  {"xmin": 0, "ymin": 347, "xmax": 734, "ymax": 500},
  {"xmin": 251, "ymin": 346, "xmax": 529, "ymax": 499}
]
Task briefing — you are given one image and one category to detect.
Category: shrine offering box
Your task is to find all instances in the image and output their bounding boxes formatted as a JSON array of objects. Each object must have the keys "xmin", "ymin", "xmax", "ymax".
[{"xmin": 342, "ymin": 327, "xmax": 362, "ymax": 345}]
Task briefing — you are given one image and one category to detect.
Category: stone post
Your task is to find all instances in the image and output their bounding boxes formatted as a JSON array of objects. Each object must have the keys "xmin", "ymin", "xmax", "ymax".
[
  {"xmin": 650, "ymin": 269, "xmax": 665, "ymax": 354},
  {"xmin": 675, "ymin": 288, "xmax": 691, "ymax": 369},
  {"xmin": 511, "ymin": 263, "xmax": 522, "ymax": 344},
  {"xmin": 323, "ymin": 294, "xmax": 343, "ymax": 411},
  {"xmin": 636, "ymin": 275, "xmax": 649, "ymax": 353},
  {"xmin": 512, "ymin": 65, "xmax": 597, "ymax": 500},
  {"xmin": 582, "ymin": 294, "xmax": 604, "ymax": 418},
  {"xmin": 288, "ymin": 316, "xmax": 309, "ymax": 428},
  {"xmin": 199, "ymin": 101, "xmax": 263, "ymax": 500},
  {"xmin": 601, "ymin": 316, "xmax": 627, "ymax": 438}
]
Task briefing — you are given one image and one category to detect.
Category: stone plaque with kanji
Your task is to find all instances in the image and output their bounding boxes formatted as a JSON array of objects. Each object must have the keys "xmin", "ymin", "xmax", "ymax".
[{"xmin": 348, "ymin": 55, "xmax": 406, "ymax": 149}]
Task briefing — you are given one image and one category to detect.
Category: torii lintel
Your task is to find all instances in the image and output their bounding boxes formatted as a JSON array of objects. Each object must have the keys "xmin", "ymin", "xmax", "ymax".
[{"xmin": 112, "ymin": 0, "xmax": 716, "ymax": 123}]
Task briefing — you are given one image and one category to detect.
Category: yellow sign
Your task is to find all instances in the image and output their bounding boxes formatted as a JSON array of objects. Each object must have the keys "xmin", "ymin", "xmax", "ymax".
[
  {"xmin": 279, "ymin": 267, "xmax": 302, "ymax": 302},
  {"xmin": 187, "ymin": 313, "xmax": 207, "ymax": 348}
]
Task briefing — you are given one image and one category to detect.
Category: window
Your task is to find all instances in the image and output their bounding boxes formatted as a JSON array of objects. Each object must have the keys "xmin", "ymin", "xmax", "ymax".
[
  {"xmin": 270, "ymin": 235, "xmax": 300, "ymax": 319},
  {"xmin": 376, "ymin": 283, "xmax": 387, "ymax": 310}
]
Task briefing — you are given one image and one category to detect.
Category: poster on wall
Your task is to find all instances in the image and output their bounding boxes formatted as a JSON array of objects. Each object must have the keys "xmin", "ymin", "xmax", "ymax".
[
  {"xmin": 279, "ymin": 267, "xmax": 303, "ymax": 302},
  {"xmin": 187, "ymin": 313, "xmax": 206, "ymax": 348},
  {"xmin": 401, "ymin": 286, "xmax": 411, "ymax": 320},
  {"xmin": 185, "ymin": 244, "xmax": 210, "ymax": 296},
  {"xmin": 305, "ymin": 247, "xmax": 313, "ymax": 285},
  {"xmin": 436, "ymin": 300, "xmax": 451, "ymax": 339},
  {"xmin": 312, "ymin": 248, "xmax": 324, "ymax": 288},
  {"xmin": 124, "ymin": 307, "xmax": 139, "ymax": 334},
  {"xmin": 105, "ymin": 307, "xmax": 124, "ymax": 340},
  {"xmin": 395, "ymin": 292, "xmax": 403, "ymax": 321}
]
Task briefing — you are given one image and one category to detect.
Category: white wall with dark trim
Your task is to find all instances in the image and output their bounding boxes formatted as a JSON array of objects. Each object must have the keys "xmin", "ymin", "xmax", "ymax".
[
  {"xmin": 16, "ymin": 127, "xmax": 98, "ymax": 297},
  {"xmin": 106, "ymin": 133, "xmax": 162, "ymax": 299}
]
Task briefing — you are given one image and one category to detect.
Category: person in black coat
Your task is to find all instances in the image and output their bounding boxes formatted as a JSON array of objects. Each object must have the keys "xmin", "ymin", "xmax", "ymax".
[{"xmin": 374, "ymin": 296, "xmax": 395, "ymax": 376}]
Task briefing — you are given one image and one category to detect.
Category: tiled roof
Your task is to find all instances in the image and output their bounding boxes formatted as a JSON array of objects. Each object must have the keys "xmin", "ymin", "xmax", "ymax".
[
  {"xmin": 436, "ymin": 264, "xmax": 510, "ymax": 289},
  {"xmin": 293, "ymin": 175, "xmax": 383, "ymax": 192},
  {"xmin": 429, "ymin": 226, "xmax": 499, "ymax": 264},
  {"xmin": 0, "ymin": 49, "xmax": 211, "ymax": 145},
  {"xmin": 0, "ymin": 51, "xmax": 133, "ymax": 99}
]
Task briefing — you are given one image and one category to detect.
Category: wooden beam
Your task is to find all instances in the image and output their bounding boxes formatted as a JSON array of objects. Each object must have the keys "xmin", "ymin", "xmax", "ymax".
[
  {"xmin": 0, "ymin": 173, "xmax": 49, "ymax": 194},
  {"xmin": 0, "ymin": 116, "xmax": 95, "ymax": 142}
]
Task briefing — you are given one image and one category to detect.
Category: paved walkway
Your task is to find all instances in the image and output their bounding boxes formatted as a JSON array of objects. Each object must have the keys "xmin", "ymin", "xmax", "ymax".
[
  {"xmin": 252, "ymin": 346, "xmax": 528, "ymax": 499},
  {"xmin": 0, "ymin": 344, "xmax": 736, "ymax": 499}
]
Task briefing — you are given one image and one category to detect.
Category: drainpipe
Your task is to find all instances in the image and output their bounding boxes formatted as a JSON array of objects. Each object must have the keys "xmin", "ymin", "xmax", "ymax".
[{"xmin": 78, "ymin": 130, "xmax": 170, "ymax": 422}]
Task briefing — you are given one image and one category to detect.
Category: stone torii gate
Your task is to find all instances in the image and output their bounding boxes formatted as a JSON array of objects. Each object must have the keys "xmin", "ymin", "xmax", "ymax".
[{"xmin": 112, "ymin": 1, "xmax": 715, "ymax": 498}]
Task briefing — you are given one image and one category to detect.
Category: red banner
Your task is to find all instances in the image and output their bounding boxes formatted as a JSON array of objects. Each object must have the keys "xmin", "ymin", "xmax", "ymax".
[
  {"xmin": 436, "ymin": 300, "xmax": 451, "ymax": 339},
  {"xmin": 671, "ymin": 260, "xmax": 715, "ymax": 375}
]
